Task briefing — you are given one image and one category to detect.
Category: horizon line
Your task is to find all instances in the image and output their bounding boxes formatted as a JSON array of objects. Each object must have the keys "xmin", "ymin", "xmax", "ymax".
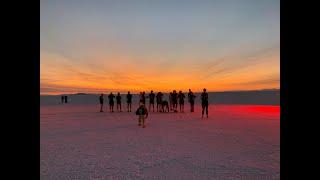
[{"xmin": 40, "ymin": 88, "xmax": 280, "ymax": 96}]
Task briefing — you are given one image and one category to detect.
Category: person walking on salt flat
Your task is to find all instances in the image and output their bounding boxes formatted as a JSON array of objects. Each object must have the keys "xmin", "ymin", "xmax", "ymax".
[{"xmin": 136, "ymin": 103, "xmax": 148, "ymax": 128}]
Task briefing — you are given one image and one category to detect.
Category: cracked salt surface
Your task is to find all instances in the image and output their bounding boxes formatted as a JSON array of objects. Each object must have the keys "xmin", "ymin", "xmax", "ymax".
[{"xmin": 41, "ymin": 104, "xmax": 279, "ymax": 180}]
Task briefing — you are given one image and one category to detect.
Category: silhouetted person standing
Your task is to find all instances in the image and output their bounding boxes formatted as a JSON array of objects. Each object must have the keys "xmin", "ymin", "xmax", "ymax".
[
  {"xmin": 138, "ymin": 92, "xmax": 142, "ymax": 105},
  {"xmin": 178, "ymin": 91, "xmax": 185, "ymax": 112},
  {"xmin": 99, "ymin": 94, "xmax": 104, "ymax": 112},
  {"xmin": 116, "ymin": 92, "xmax": 122, "ymax": 112},
  {"xmin": 136, "ymin": 103, "xmax": 148, "ymax": 128},
  {"xmin": 156, "ymin": 92, "xmax": 163, "ymax": 112},
  {"xmin": 169, "ymin": 92, "xmax": 173, "ymax": 110},
  {"xmin": 64, "ymin": 96, "xmax": 68, "ymax": 103},
  {"xmin": 61, "ymin": 96, "xmax": 64, "ymax": 104},
  {"xmin": 201, "ymin": 88, "xmax": 209, "ymax": 118},
  {"xmin": 126, "ymin": 91, "xmax": 132, "ymax": 112},
  {"xmin": 140, "ymin": 91, "xmax": 146, "ymax": 105},
  {"xmin": 148, "ymin": 90, "xmax": 155, "ymax": 112},
  {"xmin": 108, "ymin": 93, "xmax": 115, "ymax": 112},
  {"xmin": 188, "ymin": 89, "xmax": 196, "ymax": 112},
  {"xmin": 188, "ymin": 89, "xmax": 191, "ymax": 102},
  {"xmin": 172, "ymin": 90, "xmax": 178, "ymax": 112}
]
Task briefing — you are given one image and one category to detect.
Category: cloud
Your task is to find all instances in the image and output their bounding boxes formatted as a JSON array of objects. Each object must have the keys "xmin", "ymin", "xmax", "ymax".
[{"xmin": 199, "ymin": 45, "xmax": 279, "ymax": 81}]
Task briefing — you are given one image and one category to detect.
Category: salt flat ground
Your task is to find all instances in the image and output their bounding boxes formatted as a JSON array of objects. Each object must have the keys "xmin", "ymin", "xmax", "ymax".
[{"xmin": 40, "ymin": 104, "xmax": 279, "ymax": 180}]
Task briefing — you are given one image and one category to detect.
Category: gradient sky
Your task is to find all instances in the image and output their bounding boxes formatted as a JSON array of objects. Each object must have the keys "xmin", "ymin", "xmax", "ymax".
[{"xmin": 41, "ymin": 0, "xmax": 279, "ymax": 95}]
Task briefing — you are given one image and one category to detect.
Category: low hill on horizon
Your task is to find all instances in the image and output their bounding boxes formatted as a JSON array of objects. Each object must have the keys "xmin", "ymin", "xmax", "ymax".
[{"xmin": 41, "ymin": 89, "xmax": 279, "ymax": 106}]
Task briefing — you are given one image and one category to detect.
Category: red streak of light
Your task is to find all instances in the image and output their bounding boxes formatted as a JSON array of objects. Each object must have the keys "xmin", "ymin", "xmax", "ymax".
[
  {"xmin": 218, "ymin": 105, "xmax": 280, "ymax": 118},
  {"xmin": 246, "ymin": 105, "xmax": 280, "ymax": 113}
]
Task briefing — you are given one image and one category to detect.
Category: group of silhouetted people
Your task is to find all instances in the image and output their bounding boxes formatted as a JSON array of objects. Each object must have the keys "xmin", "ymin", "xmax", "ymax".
[
  {"xmin": 98, "ymin": 89, "xmax": 208, "ymax": 128},
  {"xmin": 99, "ymin": 88, "xmax": 209, "ymax": 118},
  {"xmin": 61, "ymin": 95, "xmax": 68, "ymax": 104},
  {"xmin": 97, "ymin": 89, "xmax": 209, "ymax": 128},
  {"xmin": 100, "ymin": 92, "xmax": 133, "ymax": 113},
  {"xmin": 58, "ymin": 89, "xmax": 208, "ymax": 128}
]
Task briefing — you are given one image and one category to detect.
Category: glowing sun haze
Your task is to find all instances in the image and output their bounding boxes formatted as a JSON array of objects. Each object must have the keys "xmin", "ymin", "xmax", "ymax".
[{"xmin": 41, "ymin": 0, "xmax": 279, "ymax": 95}]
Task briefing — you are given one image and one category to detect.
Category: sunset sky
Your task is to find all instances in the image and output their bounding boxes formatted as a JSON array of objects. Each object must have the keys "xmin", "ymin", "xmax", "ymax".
[{"xmin": 41, "ymin": 0, "xmax": 279, "ymax": 95}]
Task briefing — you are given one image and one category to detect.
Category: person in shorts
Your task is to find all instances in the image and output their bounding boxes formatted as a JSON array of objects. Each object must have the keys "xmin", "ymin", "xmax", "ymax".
[{"xmin": 136, "ymin": 103, "xmax": 148, "ymax": 128}]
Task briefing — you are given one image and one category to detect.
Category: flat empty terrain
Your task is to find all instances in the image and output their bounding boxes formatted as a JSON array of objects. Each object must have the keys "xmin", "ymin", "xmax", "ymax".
[{"xmin": 41, "ymin": 104, "xmax": 279, "ymax": 180}]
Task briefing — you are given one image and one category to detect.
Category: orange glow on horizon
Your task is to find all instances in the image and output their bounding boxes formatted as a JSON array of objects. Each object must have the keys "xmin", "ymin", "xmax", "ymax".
[{"xmin": 40, "ymin": 49, "xmax": 279, "ymax": 95}]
